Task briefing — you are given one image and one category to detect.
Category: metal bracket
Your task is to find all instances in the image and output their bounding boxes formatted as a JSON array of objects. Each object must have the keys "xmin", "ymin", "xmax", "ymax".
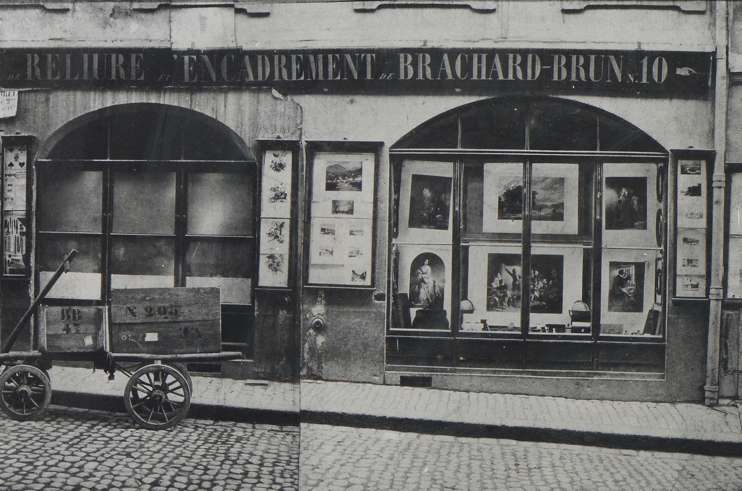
[
  {"xmin": 131, "ymin": 0, "xmax": 272, "ymax": 16},
  {"xmin": 561, "ymin": 0, "xmax": 706, "ymax": 14}
]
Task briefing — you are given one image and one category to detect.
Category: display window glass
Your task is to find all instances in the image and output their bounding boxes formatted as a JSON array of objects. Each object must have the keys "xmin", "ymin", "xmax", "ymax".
[
  {"xmin": 390, "ymin": 98, "xmax": 668, "ymax": 368},
  {"xmin": 35, "ymin": 106, "xmax": 257, "ymax": 353}
]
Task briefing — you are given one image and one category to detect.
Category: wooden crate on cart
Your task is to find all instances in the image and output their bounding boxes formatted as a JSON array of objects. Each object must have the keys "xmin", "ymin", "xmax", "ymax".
[
  {"xmin": 109, "ymin": 287, "xmax": 221, "ymax": 355},
  {"xmin": 39, "ymin": 305, "xmax": 107, "ymax": 353}
]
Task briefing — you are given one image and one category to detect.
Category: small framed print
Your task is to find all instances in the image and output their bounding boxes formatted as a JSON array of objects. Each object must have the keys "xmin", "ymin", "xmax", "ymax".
[
  {"xmin": 676, "ymin": 159, "xmax": 707, "ymax": 229},
  {"xmin": 305, "ymin": 142, "xmax": 379, "ymax": 288}
]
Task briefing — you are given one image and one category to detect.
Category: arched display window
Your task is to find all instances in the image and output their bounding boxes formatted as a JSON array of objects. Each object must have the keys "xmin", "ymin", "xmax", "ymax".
[
  {"xmin": 388, "ymin": 97, "xmax": 668, "ymax": 372},
  {"xmin": 35, "ymin": 104, "xmax": 256, "ymax": 355}
]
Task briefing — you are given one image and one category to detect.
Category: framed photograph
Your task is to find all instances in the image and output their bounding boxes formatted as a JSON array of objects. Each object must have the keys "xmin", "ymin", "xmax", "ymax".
[
  {"xmin": 394, "ymin": 244, "xmax": 452, "ymax": 331},
  {"xmin": 397, "ymin": 160, "xmax": 453, "ymax": 244},
  {"xmin": 603, "ymin": 163, "xmax": 658, "ymax": 248},
  {"xmin": 600, "ymin": 248, "xmax": 658, "ymax": 336},
  {"xmin": 260, "ymin": 149, "xmax": 293, "ymax": 219},
  {"xmin": 482, "ymin": 162, "xmax": 579, "ymax": 235}
]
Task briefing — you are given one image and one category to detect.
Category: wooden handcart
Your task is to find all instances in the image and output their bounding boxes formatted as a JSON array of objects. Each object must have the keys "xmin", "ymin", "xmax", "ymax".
[{"xmin": 0, "ymin": 250, "xmax": 243, "ymax": 429}]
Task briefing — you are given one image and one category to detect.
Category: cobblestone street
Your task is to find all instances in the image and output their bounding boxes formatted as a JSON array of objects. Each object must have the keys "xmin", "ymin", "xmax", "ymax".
[
  {"xmin": 301, "ymin": 424, "xmax": 742, "ymax": 490},
  {"xmin": 0, "ymin": 406, "xmax": 298, "ymax": 490}
]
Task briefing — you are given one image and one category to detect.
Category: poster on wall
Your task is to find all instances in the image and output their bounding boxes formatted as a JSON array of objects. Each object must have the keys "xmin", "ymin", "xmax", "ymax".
[
  {"xmin": 482, "ymin": 163, "xmax": 579, "ymax": 235},
  {"xmin": 258, "ymin": 148, "xmax": 293, "ymax": 288},
  {"xmin": 307, "ymin": 149, "xmax": 376, "ymax": 287},
  {"xmin": 397, "ymin": 160, "xmax": 453, "ymax": 244},
  {"xmin": 2, "ymin": 140, "xmax": 28, "ymax": 276}
]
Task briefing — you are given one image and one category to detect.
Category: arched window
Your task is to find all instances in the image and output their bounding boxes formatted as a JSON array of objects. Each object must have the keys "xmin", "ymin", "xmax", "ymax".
[
  {"xmin": 36, "ymin": 105, "xmax": 255, "ymax": 353},
  {"xmin": 389, "ymin": 97, "xmax": 667, "ymax": 372}
]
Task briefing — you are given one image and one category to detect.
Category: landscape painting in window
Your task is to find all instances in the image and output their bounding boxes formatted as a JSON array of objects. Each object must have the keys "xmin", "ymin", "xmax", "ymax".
[
  {"xmin": 408, "ymin": 175, "xmax": 451, "ymax": 230},
  {"xmin": 608, "ymin": 261, "xmax": 645, "ymax": 312},
  {"xmin": 604, "ymin": 177, "xmax": 647, "ymax": 230}
]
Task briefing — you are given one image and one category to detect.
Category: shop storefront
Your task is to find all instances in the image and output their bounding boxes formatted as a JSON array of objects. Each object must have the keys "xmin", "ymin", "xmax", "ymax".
[{"xmin": 0, "ymin": 0, "xmax": 738, "ymax": 403}]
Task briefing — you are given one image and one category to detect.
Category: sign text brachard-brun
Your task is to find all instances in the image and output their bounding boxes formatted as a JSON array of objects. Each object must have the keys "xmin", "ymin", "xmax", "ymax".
[{"xmin": 0, "ymin": 48, "xmax": 713, "ymax": 96}]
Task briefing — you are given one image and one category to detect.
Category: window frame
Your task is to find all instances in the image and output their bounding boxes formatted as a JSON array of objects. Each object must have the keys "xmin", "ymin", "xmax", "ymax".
[{"xmin": 389, "ymin": 153, "xmax": 667, "ymax": 343}]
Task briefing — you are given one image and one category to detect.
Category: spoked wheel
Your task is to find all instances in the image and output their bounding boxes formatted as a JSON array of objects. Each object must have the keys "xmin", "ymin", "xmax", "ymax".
[
  {"xmin": 165, "ymin": 362, "xmax": 193, "ymax": 395},
  {"xmin": 124, "ymin": 364, "xmax": 191, "ymax": 430},
  {"xmin": 0, "ymin": 364, "xmax": 52, "ymax": 421}
]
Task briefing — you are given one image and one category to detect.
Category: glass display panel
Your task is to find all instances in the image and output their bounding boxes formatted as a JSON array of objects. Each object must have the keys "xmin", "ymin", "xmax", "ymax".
[
  {"xmin": 185, "ymin": 238, "xmax": 254, "ymax": 304},
  {"xmin": 37, "ymin": 170, "xmax": 102, "ymax": 233},
  {"xmin": 38, "ymin": 235, "xmax": 101, "ymax": 300},
  {"xmin": 110, "ymin": 237, "xmax": 175, "ymax": 289},
  {"xmin": 112, "ymin": 170, "xmax": 176, "ymax": 234},
  {"xmin": 459, "ymin": 100, "xmax": 526, "ymax": 149},
  {"xmin": 109, "ymin": 110, "xmax": 182, "ymax": 160},
  {"xmin": 187, "ymin": 172, "xmax": 254, "ymax": 236},
  {"xmin": 529, "ymin": 100, "xmax": 597, "ymax": 151}
]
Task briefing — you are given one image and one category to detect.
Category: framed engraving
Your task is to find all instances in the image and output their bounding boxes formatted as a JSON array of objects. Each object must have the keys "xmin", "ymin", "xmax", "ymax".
[{"xmin": 306, "ymin": 143, "xmax": 379, "ymax": 287}]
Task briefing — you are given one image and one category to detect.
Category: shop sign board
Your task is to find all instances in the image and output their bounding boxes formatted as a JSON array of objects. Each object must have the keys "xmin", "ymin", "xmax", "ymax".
[
  {"xmin": 109, "ymin": 287, "xmax": 221, "ymax": 354},
  {"xmin": 0, "ymin": 48, "xmax": 713, "ymax": 97}
]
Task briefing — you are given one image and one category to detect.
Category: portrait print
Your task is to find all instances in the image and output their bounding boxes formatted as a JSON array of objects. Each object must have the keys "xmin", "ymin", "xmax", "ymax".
[
  {"xmin": 325, "ymin": 161, "xmax": 363, "ymax": 192},
  {"xmin": 605, "ymin": 177, "xmax": 647, "ymax": 230},
  {"xmin": 408, "ymin": 253, "xmax": 445, "ymax": 310},
  {"xmin": 529, "ymin": 255, "xmax": 564, "ymax": 313},
  {"xmin": 608, "ymin": 262, "xmax": 645, "ymax": 312},
  {"xmin": 408, "ymin": 175, "xmax": 451, "ymax": 230}
]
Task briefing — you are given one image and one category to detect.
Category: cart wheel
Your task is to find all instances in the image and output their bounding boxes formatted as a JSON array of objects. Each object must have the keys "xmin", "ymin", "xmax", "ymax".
[
  {"xmin": 0, "ymin": 364, "xmax": 52, "ymax": 421},
  {"xmin": 165, "ymin": 363, "xmax": 193, "ymax": 395},
  {"xmin": 124, "ymin": 364, "xmax": 191, "ymax": 430}
]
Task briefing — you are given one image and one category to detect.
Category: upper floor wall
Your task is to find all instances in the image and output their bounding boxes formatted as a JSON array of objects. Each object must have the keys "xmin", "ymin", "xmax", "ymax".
[{"xmin": 0, "ymin": 1, "xmax": 716, "ymax": 51}]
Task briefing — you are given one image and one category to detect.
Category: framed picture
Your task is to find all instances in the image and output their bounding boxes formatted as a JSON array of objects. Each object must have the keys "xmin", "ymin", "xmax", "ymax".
[
  {"xmin": 603, "ymin": 163, "xmax": 659, "ymax": 248},
  {"xmin": 397, "ymin": 160, "xmax": 453, "ymax": 244},
  {"xmin": 600, "ymin": 248, "xmax": 658, "ymax": 336},
  {"xmin": 306, "ymin": 143, "xmax": 379, "ymax": 287},
  {"xmin": 482, "ymin": 162, "xmax": 579, "ymax": 235},
  {"xmin": 672, "ymin": 151, "xmax": 711, "ymax": 299},
  {"xmin": 393, "ymin": 244, "xmax": 452, "ymax": 331},
  {"xmin": 464, "ymin": 244, "xmax": 583, "ymax": 331}
]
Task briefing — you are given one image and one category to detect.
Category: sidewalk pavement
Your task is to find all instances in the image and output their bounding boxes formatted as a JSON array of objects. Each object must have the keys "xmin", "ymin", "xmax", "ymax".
[{"xmin": 45, "ymin": 366, "xmax": 742, "ymax": 456}]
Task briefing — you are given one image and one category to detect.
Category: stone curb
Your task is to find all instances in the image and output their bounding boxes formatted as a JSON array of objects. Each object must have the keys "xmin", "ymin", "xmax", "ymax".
[
  {"xmin": 51, "ymin": 390, "xmax": 300, "ymax": 427},
  {"xmin": 300, "ymin": 410, "xmax": 742, "ymax": 458}
]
